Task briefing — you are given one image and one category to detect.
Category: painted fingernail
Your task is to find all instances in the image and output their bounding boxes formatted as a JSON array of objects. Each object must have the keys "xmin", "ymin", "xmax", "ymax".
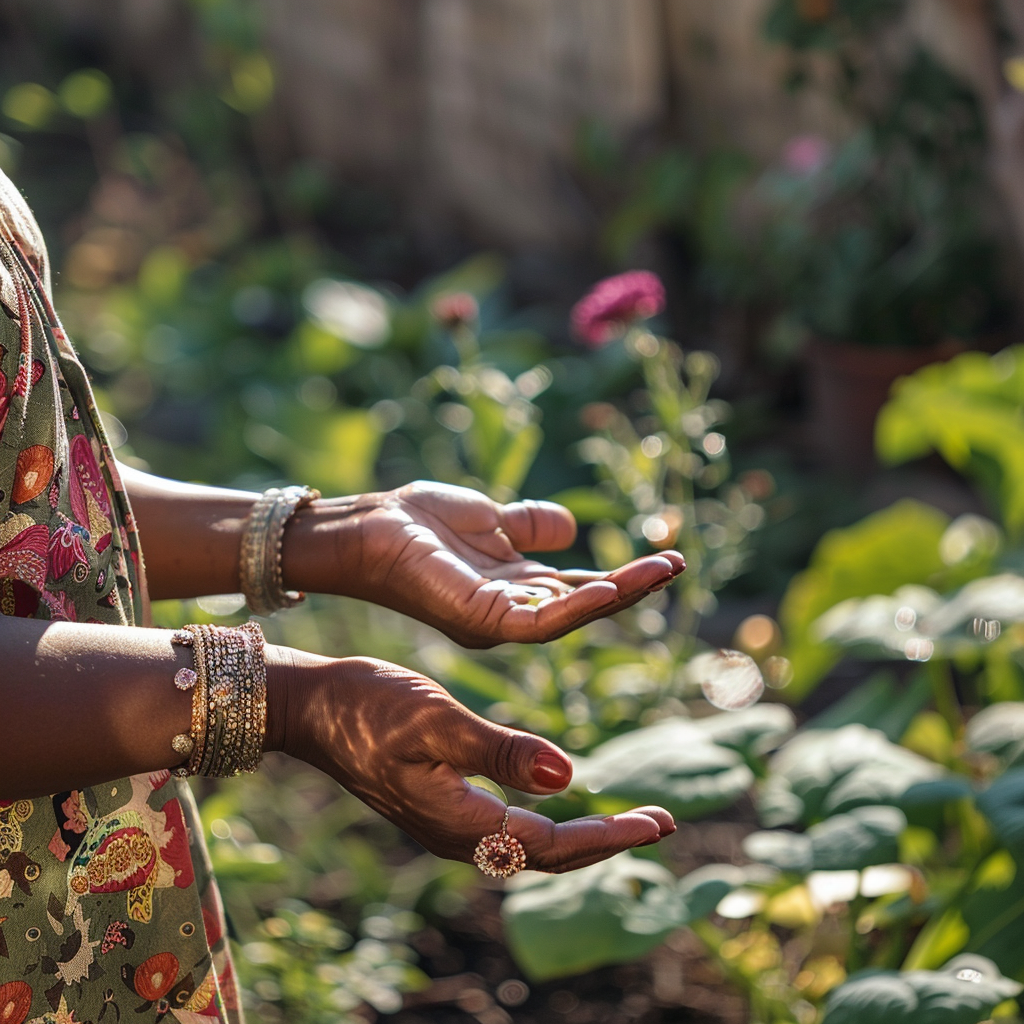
[{"xmin": 532, "ymin": 751, "xmax": 571, "ymax": 787}]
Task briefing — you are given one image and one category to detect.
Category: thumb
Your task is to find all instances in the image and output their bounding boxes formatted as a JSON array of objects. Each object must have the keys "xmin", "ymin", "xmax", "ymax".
[{"xmin": 447, "ymin": 714, "xmax": 573, "ymax": 795}]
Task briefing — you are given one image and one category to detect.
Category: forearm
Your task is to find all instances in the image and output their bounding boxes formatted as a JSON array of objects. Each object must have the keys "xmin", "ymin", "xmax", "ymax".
[
  {"xmin": 119, "ymin": 464, "xmax": 259, "ymax": 599},
  {"xmin": 0, "ymin": 616, "xmax": 296, "ymax": 799},
  {"xmin": 119, "ymin": 464, "xmax": 366, "ymax": 601}
]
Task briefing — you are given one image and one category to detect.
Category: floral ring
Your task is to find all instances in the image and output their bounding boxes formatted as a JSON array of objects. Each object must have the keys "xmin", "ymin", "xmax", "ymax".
[{"xmin": 473, "ymin": 809, "xmax": 526, "ymax": 878}]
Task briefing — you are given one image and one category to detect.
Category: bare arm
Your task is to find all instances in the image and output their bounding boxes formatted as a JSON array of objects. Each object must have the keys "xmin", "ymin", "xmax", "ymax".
[
  {"xmin": 117, "ymin": 464, "xmax": 259, "ymax": 600},
  {"xmin": 120, "ymin": 465, "xmax": 684, "ymax": 646},
  {"xmin": 0, "ymin": 616, "xmax": 674, "ymax": 867},
  {"xmin": 0, "ymin": 614, "xmax": 294, "ymax": 798}
]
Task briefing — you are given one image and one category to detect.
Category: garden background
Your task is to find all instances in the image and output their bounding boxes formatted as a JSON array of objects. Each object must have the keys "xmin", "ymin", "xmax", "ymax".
[{"xmin": 4, "ymin": 1, "xmax": 1024, "ymax": 1022}]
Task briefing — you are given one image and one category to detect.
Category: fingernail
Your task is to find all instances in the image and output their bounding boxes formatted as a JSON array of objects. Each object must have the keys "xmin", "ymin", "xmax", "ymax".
[{"xmin": 533, "ymin": 751, "xmax": 571, "ymax": 787}]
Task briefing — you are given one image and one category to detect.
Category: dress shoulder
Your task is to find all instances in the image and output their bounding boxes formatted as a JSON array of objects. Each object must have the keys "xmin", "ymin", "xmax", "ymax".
[{"xmin": 0, "ymin": 167, "xmax": 51, "ymax": 292}]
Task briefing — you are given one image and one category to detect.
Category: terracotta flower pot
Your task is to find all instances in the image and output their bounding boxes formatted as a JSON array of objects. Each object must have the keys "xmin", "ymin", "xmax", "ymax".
[{"xmin": 804, "ymin": 338, "xmax": 964, "ymax": 475}]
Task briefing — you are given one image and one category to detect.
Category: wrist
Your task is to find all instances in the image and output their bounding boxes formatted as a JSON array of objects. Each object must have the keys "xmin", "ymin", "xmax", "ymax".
[
  {"xmin": 280, "ymin": 493, "xmax": 383, "ymax": 596},
  {"xmin": 263, "ymin": 644, "xmax": 335, "ymax": 759}
]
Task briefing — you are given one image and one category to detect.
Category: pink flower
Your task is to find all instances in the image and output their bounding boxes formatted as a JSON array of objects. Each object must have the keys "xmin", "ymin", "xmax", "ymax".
[
  {"xmin": 571, "ymin": 271, "xmax": 666, "ymax": 347},
  {"xmin": 432, "ymin": 291, "xmax": 479, "ymax": 329},
  {"xmin": 782, "ymin": 134, "xmax": 832, "ymax": 176}
]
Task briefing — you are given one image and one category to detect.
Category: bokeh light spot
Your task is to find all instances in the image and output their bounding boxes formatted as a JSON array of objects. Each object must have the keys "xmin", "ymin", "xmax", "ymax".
[{"xmin": 690, "ymin": 649, "xmax": 764, "ymax": 710}]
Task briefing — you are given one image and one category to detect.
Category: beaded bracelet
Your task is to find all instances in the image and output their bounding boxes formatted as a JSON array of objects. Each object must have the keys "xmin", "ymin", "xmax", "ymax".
[
  {"xmin": 169, "ymin": 621, "xmax": 267, "ymax": 778},
  {"xmin": 239, "ymin": 485, "xmax": 321, "ymax": 616}
]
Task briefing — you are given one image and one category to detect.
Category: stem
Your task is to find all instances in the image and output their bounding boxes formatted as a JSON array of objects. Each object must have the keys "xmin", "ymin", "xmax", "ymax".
[
  {"xmin": 927, "ymin": 659, "xmax": 962, "ymax": 735},
  {"xmin": 453, "ymin": 324, "xmax": 479, "ymax": 363},
  {"xmin": 688, "ymin": 921, "xmax": 799, "ymax": 1024},
  {"xmin": 901, "ymin": 832, "xmax": 996, "ymax": 970}
]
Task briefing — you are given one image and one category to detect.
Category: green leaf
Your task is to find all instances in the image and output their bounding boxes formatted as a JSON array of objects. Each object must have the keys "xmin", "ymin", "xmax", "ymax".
[
  {"xmin": 778, "ymin": 500, "xmax": 957, "ymax": 698},
  {"xmin": 758, "ymin": 725, "xmax": 947, "ymax": 827},
  {"xmin": 291, "ymin": 408, "xmax": 382, "ymax": 495},
  {"xmin": 976, "ymin": 768, "xmax": 1024, "ymax": 855},
  {"xmin": 589, "ymin": 523, "xmax": 636, "ymax": 573},
  {"xmin": 675, "ymin": 864, "xmax": 747, "ymax": 920},
  {"xmin": 965, "ymin": 703, "xmax": 1024, "ymax": 769},
  {"xmin": 809, "ymin": 805, "xmax": 906, "ymax": 870},
  {"xmin": 491, "ymin": 422, "xmax": 543, "ymax": 496},
  {"xmin": 502, "ymin": 855, "xmax": 743, "ymax": 982},
  {"xmin": 546, "ymin": 487, "xmax": 631, "ymax": 525},
  {"xmin": 741, "ymin": 829, "xmax": 813, "ymax": 874},
  {"xmin": 209, "ymin": 840, "xmax": 289, "ymax": 883},
  {"xmin": 876, "ymin": 347, "xmax": 1024, "ymax": 536},
  {"xmin": 564, "ymin": 717, "xmax": 755, "ymax": 821},
  {"xmin": 464, "ymin": 776, "xmax": 508, "ymax": 804},
  {"xmin": 957, "ymin": 851, "xmax": 1024, "ymax": 976},
  {"xmin": 690, "ymin": 702, "xmax": 796, "ymax": 760},
  {"xmin": 501, "ymin": 854, "xmax": 681, "ymax": 981},
  {"xmin": 290, "ymin": 320, "xmax": 358, "ymax": 375},
  {"xmin": 744, "ymin": 806, "xmax": 906, "ymax": 874},
  {"xmin": 806, "ymin": 670, "xmax": 930, "ymax": 742},
  {"xmin": 822, "ymin": 956, "xmax": 1022, "ymax": 1024}
]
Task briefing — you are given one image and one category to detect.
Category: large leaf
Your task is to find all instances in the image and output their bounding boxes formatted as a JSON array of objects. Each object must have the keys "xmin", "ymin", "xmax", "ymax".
[
  {"xmin": 545, "ymin": 487, "xmax": 632, "ymax": 526},
  {"xmin": 822, "ymin": 955, "xmax": 1022, "ymax": 1024},
  {"xmin": 562, "ymin": 717, "xmax": 756, "ymax": 821},
  {"xmin": 758, "ymin": 725, "xmax": 949, "ymax": 827},
  {"xmin": 957, "ymin": 850, "xmax": 1024, "ymax": 976},
  {"xmin": 502, "ymin": 855, "xmax": 745, "ymax": 982},
  {"xmin": 778, "ymin": 500, "xmax": 962, "ymax": 698},
  {"xmin": 743, "ymin": 805, "xmax": 907, "ymax": 874},
  {"xmin": 291, "ymin": 408, "xmax": 383, "ymax": 495},
  {"xmin": 976, "ymin": 768, "xmax": 1024, "ymax": 855},
  {"xmin": 965, "ymin": 703, "xmax": 1024, "ymax": 769},
  {"xmin": 815, "ymin": 573, "xmax": 1024, "ymax": 660},
  {"xmin": 806, "ymin": 670, "xmax": 930, "ymax": 742},
  {"xmin": 876, "ymin": 346, "xmax": 1024, "ymax": 535},
  {"xmin": 691, "ymin": 703, "xmax": 796, "ymax": 760},
  {"xmin": 502, "ymin": 854, "xmax": 682, "ymax": 981}
]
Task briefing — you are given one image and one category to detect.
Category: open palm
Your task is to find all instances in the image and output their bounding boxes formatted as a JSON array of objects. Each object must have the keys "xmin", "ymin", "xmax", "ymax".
[{"xmin": 323, "ymin": 481, "xmax": 684, "ymax": 647}]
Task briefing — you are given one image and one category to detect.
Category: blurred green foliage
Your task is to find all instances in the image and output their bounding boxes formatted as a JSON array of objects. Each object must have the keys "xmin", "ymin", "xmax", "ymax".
[{"xmin": 4, "ymin": 1, "xmax": 1024, "ymax": 1022}]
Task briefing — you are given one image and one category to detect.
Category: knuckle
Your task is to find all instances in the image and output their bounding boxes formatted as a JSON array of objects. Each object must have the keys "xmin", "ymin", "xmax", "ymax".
[{"xmin": 493, "ymin": 731, "xmax": 520, "ymax": 780}]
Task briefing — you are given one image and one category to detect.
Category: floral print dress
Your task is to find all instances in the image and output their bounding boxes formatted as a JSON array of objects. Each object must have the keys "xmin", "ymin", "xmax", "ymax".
[{"xmin": 0, "ymin": 170, "xmax": 242, "ymax": 1024}]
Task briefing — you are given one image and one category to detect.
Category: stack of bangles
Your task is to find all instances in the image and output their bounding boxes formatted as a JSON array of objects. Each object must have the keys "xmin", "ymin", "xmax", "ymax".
[{"xmin": 168, "ymin": 484, "xmax": 319, "ymax": 778}]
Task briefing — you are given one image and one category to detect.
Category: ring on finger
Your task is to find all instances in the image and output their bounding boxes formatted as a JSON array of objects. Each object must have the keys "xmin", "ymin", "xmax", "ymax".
[{"xmin": 473, "ymin": 809, "xmax": 526, "ymax": 878}]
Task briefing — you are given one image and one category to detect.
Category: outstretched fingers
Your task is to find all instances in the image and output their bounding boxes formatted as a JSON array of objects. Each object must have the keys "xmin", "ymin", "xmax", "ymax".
[
  {"xmin": 492, "ymin": 553, "xmax": 685, "ymax": 643},
  {"xmin": 507, "ymin": 805, "xmax": 676, "ymax": 874}
]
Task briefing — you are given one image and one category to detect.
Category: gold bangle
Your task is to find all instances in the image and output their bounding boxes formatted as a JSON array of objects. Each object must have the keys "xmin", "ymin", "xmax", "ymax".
[
  {"xmin": 240, "ymin": 485, "xmax": 321, "ymax": 615},
  {"xmin": 170, "ymin": 622, "xmax": 268, "ymax": 778}
]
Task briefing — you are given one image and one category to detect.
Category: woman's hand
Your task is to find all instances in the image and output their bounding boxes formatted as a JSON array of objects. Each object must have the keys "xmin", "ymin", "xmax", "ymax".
[
  {"xmin": 269, "ymin": 652, "xmax": 675, "ymax": 872},
  {"xmin": 284, "ymin": 481, "xmax": 684, "ymax": 648}
]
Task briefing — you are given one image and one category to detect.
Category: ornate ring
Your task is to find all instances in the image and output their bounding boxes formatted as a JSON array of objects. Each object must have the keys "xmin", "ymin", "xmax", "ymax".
[{"xmin": 473, "ymin": 809, "xmax": 526, "ymax": 878}]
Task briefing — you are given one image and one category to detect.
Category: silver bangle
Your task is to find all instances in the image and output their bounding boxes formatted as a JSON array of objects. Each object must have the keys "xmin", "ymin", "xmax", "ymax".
[{"xmin": 239, "ymin": 485, "xmax": 321, "ymax": 615}]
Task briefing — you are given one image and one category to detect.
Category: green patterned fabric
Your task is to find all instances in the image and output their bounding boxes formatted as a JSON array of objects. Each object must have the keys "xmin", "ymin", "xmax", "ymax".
[{"xmin": 0, "ymin": 170, "xmax": 242, "ymax": 1024}]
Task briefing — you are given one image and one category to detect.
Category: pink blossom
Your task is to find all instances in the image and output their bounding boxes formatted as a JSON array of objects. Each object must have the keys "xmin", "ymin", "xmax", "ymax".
[
  {"xmin": 782, "ymin": 134, "xmax": 832, "ymax": 176},
  {"xmin": 571, "ymin": 271, "xmax": 666, "ymax": 347},
  {"xmin": 432, "ymin": 291, "xmax": 479, "ymax": 329}
]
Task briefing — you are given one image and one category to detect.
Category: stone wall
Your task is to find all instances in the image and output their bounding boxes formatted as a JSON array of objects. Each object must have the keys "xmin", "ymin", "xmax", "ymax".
[{"xmin": 8, "ymin": 0, "xmax": 977, "ymax": 253}]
